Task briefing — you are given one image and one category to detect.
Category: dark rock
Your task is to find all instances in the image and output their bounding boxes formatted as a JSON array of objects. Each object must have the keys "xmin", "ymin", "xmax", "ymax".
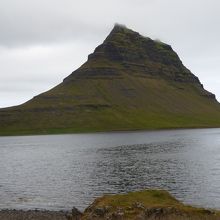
[
  {"xmin": 132, "ymin": 202, "xmax": 145, "ymax": 210},
  {"xmin": 94, "ymin": 207, "xmax": 107, "ymax": 217},
  {"xmin": 71, "ymin": 207, "xmax": 82, "ymax": 220},
  {"xmin": 202, "ymin": 209, "xmax": 216, "ymax": 215},
  {"xmin": 111, "ymin": 209, "xmax": 124, "ymax": 220}
]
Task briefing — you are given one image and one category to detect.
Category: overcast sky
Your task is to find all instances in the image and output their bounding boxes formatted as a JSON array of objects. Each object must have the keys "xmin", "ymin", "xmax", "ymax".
[{"xmin": 1, "ymin": 0, "xmax": 220, "ymax": 107}]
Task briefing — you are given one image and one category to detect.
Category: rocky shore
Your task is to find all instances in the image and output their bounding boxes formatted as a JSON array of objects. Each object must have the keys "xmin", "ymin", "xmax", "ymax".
[
  {"xmin": 0, "ymin": 209, "xmax": 70, "ymax": 220},
  {"xmin": 0, "ymin": 190, "xmax": 220, "ymax": 220}
]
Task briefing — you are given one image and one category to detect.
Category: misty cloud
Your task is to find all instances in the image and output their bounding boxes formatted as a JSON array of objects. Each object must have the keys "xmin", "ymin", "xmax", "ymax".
[{"xmin": 1, "ymin": 0, "xmax": 220, "ymax": 107}]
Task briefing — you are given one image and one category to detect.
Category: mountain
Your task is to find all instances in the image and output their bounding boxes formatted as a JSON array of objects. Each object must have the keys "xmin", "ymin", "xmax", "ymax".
[{"xmin": 1, "ymin": 24, "xmax": 220, "ymax": 135}]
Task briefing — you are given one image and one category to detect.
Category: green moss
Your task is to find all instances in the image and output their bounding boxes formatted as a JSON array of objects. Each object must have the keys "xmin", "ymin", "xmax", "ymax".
[
  {"xmin": 97, "ymin": 190, "xmax": 179, "ymax": 208},
  {"xmin": 1, "ymin": 74, "xmax": 220, "ymax": 136},
  {"xmin": 82, "ymin": 190, "xmax": 220, "ymax": 219}
]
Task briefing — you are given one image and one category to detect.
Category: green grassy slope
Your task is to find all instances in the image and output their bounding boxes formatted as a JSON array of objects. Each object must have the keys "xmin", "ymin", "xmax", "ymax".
[{"xmin": 0, "ymin": 25, "xmax": 220, "ymax": 135}]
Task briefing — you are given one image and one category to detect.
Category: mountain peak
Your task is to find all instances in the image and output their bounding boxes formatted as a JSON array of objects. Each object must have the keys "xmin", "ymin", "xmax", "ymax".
[
  {"xmin": 105, "ymin": 24, "xmax": 140, "ymax": 43},
  {"xmin": 64, "ymin": 24, "xmax": 203, "ymax": 85},
  {"xmin": 86, "ymin": 25, "xmax": 189, "ymax": 75},
  {"xmin": 112, "ymin": 23, "xmax": 129, "ymax": 31},
  {"xmin": 0, "ymin": 24, "xmax": 219, "ymax": 135},
  {"xmin": 110, "ymin": 23, "xmax": 134, "ymax": 34}
]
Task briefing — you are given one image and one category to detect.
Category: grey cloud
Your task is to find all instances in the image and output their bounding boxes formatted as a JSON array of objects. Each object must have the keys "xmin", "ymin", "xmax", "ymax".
[
  {"xmin": 1, "ymin": 0, "xmax": 220, "ymax": 49},
  {"xmin": 0, "ymin": 0, "xmax": 107, "ymax": 47},
  {"xmin": 0, "ymin": 0, "xmax": 220, "ymax": 106}
]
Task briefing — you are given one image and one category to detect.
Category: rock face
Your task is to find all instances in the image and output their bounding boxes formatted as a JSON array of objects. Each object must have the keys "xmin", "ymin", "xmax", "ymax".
[
  {"xmin": 65, "ymin": 25, "xmax": 201, "ymax": 84},
  {"xmin": 1, "ymin": 24, "xmax": 220, "ymax": 135}
]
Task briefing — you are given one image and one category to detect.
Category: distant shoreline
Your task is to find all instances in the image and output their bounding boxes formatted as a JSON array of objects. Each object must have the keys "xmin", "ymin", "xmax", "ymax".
[{"xmin": 0, "ymin": 126, "xmax": 220, "ymax": 137}]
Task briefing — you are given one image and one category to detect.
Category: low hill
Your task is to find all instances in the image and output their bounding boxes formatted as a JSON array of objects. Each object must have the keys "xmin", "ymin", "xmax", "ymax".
[{"xmin": 1, "ymin": 24, "xmax": 220, "ymax": 135}]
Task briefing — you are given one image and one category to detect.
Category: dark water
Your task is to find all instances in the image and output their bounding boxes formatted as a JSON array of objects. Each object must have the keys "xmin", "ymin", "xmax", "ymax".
[{"xmin": 0, "ymin": 128, "xmax": 220, "ymax": 211}]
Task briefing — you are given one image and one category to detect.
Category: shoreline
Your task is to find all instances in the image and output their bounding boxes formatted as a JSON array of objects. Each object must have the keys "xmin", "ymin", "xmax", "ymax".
[
  {"xmin": 1, "ymin": 190, "xmax": 219, "ymax": 220},
  {"xmin": 0, "ymin": 209, "xmax": 71, "ymax": 220},
  {"xmin": 0, "ymin": 126, "xmax": 220, "ymax": 138}
]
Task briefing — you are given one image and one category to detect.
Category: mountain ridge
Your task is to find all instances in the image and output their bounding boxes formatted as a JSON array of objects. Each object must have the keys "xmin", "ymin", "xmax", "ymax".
[{"xmin": 0, "ymin": 24, "xmax": 220, "ymax": 135}]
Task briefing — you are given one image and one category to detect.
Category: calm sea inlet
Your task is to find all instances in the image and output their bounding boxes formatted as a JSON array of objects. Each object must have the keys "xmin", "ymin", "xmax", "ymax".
[{"xmin": 0, "ymin": 128, "xmax": 220, "ymax": 211}]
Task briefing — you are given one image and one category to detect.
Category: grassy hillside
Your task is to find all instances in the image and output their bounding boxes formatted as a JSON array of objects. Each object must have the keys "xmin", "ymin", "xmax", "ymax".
[{"xmin": 1, "ymin": 25, "xmax": 220, "ymax": 135}]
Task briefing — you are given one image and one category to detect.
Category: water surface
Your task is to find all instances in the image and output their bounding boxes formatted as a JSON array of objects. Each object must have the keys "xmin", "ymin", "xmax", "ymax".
[{"xmin": 0, "ymin": 128, "xmax": 220, "ymax": 210}]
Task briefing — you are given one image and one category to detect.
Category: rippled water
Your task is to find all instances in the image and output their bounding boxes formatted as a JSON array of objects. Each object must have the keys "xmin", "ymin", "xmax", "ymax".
[{"xmin": 0, "ymin": 128, "xmax": 220, "ymax": 211}]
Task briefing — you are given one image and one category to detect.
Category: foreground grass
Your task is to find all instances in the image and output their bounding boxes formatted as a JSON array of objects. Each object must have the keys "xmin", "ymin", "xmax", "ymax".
[{"xmin": 81, "ymin": 190, "xmax": 220, "ymax": 220}]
